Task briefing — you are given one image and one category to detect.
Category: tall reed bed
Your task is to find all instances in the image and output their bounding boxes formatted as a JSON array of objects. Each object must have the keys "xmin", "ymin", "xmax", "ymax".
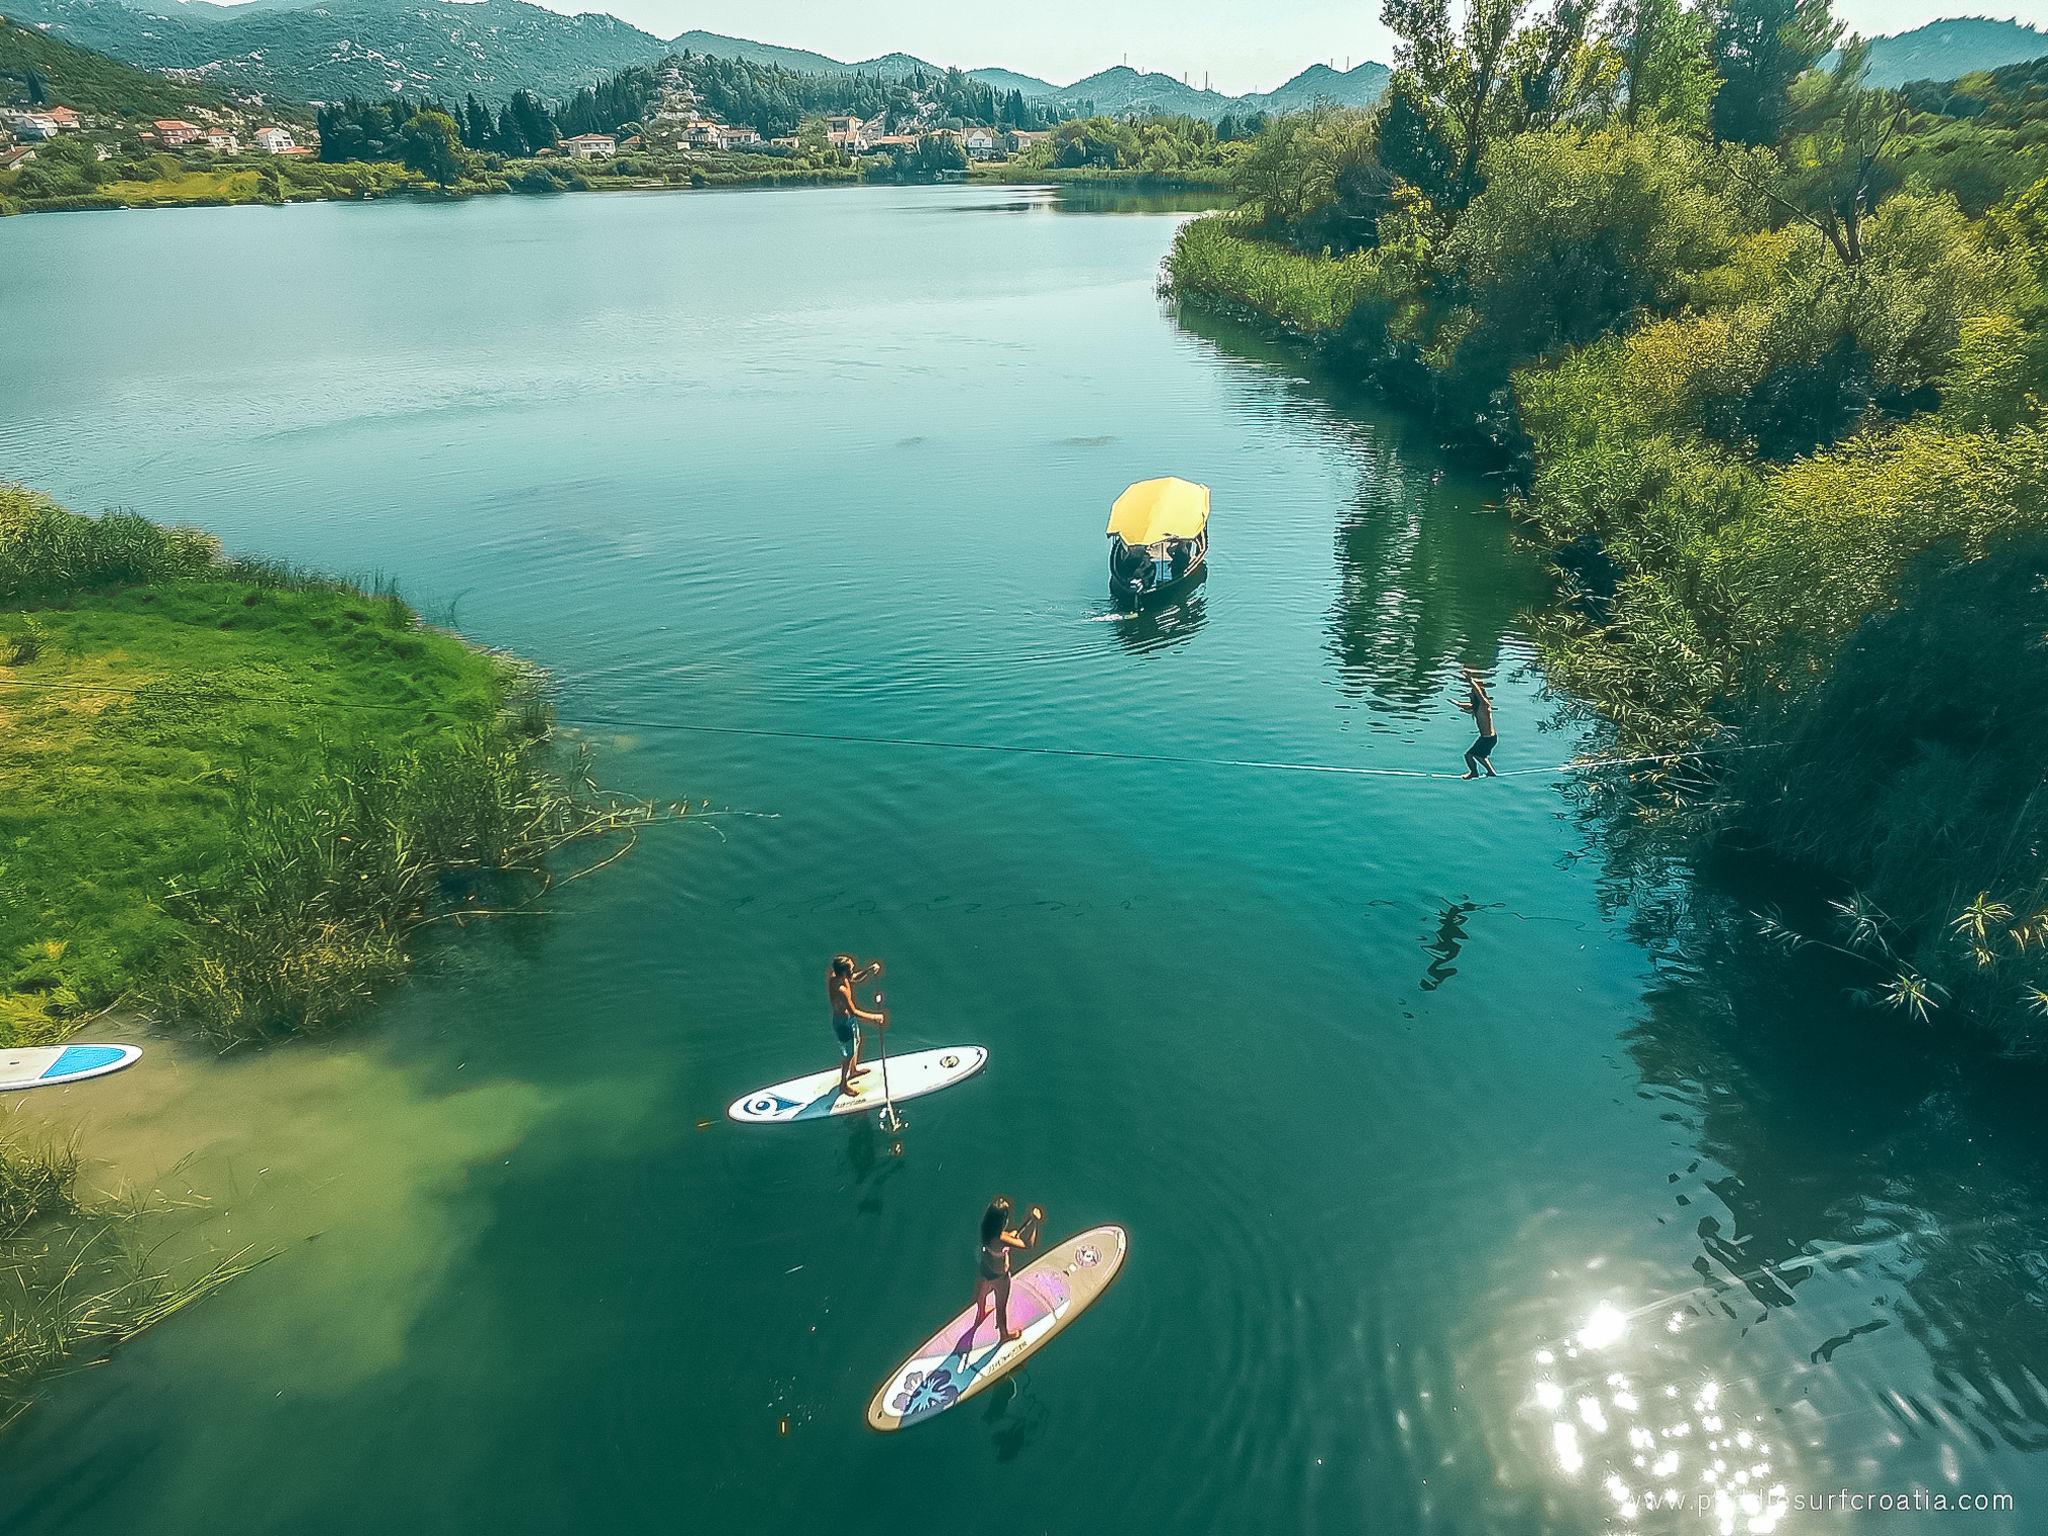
[
  {"xmin": 158, "ymin": 719, "xmax": 661, "ymax": 1044},
  {"xmin": 1163, "ymin": 214, "xmax": 1387, "ymax": 336}
]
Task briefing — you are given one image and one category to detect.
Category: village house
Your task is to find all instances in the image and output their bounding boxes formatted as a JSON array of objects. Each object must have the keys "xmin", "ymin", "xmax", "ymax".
[
  {"xmin": 202, "ymin": 127, "xmax": 240, "ymax": 153},
  {"xmin": 253, "ymin": 125, "xmax": 296, "ymax": 154},
  {"xmin": 823, "ymin": 114, "xmax": 868, "ymax": 153},
  {"xmin": 44, "ymin": 106, "xmax": 81, "ymax": 131},
  {"xmin": 961, "ymin": 128, "xmax": 999, "ymax": 160},
  {"xmin": 0, "ymin": 144, "xmax": 35, "ymax": 171},
  {"xmin": 560, "ymin": 132, "xmax": 615, "ymax": 159},
  {"xmin": 720, "ymin": 124, "xmax": 761, "ymax": 148},
  {"xmin": 153, "ymin": 119, "xmax": 204, "ymax": 148},
  {"xmin": 1003, "ymin": 129, "xmax": 1047, "ymax": 155},
  {"xmin": 867, "ymin": 133, "xmax": 920, "ymax": 153}
]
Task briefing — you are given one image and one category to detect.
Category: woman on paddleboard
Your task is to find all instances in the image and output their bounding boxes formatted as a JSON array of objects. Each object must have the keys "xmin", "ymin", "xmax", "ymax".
[
  {"xmin": 828, "ymin": 954, "xmax": 886, "ymax": 1097},
  {"xmin": 973, "ymin": 1196, "xmax": 1044, "ymax": 1343}
]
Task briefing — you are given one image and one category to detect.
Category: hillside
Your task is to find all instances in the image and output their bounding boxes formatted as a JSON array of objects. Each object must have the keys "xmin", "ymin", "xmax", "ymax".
[
  {"xmin": 1050, "ymin": 65, "xmax": 1237, "ymax": 118},
  {"xmin": 1858, "ymin": 17, "xmax": 2048, "ymax": 86},
  {"xmin": 0, "ymin": 11, "xmax": 226, "ymax": 114},
  {"xmin": 1242, "ymin": 61, "xmax": 1391, "ymax": 114},
  {"xmin": 4, "ymin": 0, "xmax": 669, "ymax": 100}
]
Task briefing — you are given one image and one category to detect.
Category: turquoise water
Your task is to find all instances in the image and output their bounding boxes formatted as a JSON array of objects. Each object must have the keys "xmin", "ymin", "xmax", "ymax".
[{"xmin": 3, "ymin": 186, "xmax": 2047, "ymax": 1534}]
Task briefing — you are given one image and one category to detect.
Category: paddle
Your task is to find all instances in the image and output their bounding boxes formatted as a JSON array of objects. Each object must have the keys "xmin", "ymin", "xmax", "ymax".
[{"xmin": 872, "ymin": 979, "xmax": 904, "ymax": 1134}]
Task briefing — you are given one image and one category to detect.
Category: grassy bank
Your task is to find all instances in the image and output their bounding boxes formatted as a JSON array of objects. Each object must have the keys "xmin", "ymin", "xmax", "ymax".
[
  {"xmin": 0, "ymin": 486, "xmax": 651, "ymax": 1045},
  {"xmin": 1162, "ymin": 80, "xmax": 2048, "ymax": 1048}
]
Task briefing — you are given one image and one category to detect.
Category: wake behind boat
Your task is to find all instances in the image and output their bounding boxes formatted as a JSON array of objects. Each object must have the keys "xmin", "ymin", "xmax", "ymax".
[{"xmin": 727, "ymin": 1045, "xmax": 988, "ymax": 1124}]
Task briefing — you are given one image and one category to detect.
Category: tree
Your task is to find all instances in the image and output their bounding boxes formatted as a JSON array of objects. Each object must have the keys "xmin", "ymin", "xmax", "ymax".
[
  {"xmin": 1607, "ymin": 0, "xmax": 1719, "ymax": 131},
  {"xmin": 1724, "ymin": 38, "xmax": 1906, "ymax": 264},
  {"xmin": 23, "ymin": 63, "xmax": 49, "ymax": 106},
  {"xmin": 398, "ymin": 109, "xmax": 465, "ymax": 186},
  {"xmin": 461, "ymin": 94, "xmax": 493, "ymax": 151},
  {"xmin": 1381, "ymin": 0, "xmax": 1613, "ymax": 209},
  {"xmin": 1709, "ymin": 0, "xmax": 1841, "ymax": 145}
]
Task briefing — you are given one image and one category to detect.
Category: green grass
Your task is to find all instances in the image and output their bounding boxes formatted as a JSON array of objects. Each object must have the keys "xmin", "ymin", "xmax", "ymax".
[
  {"xmin": 0, "ymin": 575, "xmax": 509, "ymax": 1040},
  {"xmin": 0, "ymin": 485, "xmax": 658, "ymax": 1045}
]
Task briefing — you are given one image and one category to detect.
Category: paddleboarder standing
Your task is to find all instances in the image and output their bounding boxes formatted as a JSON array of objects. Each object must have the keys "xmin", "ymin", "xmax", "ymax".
[
  {"xmin": 828, "ymin": 954, "xmax": 887, "ymax": 1096},
  {"xmin": 973, "ymin": 1196, "xmax": 1044, "ymax": 1344}
]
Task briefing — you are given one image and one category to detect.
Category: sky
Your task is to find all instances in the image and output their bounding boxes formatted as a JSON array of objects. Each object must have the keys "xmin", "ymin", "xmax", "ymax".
[{"xmin": 511, "ymin": 0, "xmax": 2048, "ymax": 96}]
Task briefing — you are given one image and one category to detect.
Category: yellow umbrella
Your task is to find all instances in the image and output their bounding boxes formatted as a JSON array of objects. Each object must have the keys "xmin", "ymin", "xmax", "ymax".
[{"xmin": 1107, "ymin": 477, "xmax": 1210, "ymax": 546}]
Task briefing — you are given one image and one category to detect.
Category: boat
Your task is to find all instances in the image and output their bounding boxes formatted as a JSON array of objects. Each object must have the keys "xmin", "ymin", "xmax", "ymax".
[{"xmin": 1107, "ymin": 477, "xmax": 1209, "ymax": 606}]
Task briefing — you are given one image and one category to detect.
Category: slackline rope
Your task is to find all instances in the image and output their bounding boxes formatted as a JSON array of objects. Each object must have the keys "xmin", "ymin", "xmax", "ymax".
[{"xmin": 0, "ymin": 675, "xmax": 1758, "ymax": 783}]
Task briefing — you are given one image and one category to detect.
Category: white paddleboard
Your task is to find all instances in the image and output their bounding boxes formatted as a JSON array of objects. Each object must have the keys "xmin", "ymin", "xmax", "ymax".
[
  {"xmin": 867, "ymin": 1225, "xmax": 1129, "ymax": 1431},
  {"xmin": 0, "ymin": 1043, "xmax": 142, "ymax": 1092},
  {"xmin": 727, "ymin": 1046, "xmax": 987, "ymax": 1124}
]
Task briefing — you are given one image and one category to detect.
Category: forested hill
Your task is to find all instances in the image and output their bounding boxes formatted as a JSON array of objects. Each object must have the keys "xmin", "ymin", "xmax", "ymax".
[
  {"xmin": 3, "ymin": 0, "xmax": 669, "ymax": 101},
  {"xmin": 1859, "ymin": 17, "xmax": 2048, "ymax": 87},
  {"xmin": 0, "ymin": 12, "xmax": 225, "ymax": 116}
]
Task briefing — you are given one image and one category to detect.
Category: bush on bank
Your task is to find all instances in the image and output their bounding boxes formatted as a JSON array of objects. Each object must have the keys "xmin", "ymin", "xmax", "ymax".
[{"xmin": 1161, "ymin": 26, "xmax": 2048, "ymax": 1047}]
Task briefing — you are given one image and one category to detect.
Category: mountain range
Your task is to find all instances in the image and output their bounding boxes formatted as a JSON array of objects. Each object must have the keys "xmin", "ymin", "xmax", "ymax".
[{"xmin": 3, "ymin": 0, "xmax": 2044, "ymax": 114}]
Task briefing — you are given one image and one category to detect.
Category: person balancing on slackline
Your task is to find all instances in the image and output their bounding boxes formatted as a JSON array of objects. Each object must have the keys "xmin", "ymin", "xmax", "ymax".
[{"xmin": 1457, "ymin": 666, "xmax": 1498, "ymax": 779}]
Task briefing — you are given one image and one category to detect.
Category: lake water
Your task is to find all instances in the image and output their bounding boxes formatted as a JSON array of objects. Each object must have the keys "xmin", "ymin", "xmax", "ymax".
[{"xmin": 3, "ymin": 185, "xmax": 2047, "ymax": 1535}]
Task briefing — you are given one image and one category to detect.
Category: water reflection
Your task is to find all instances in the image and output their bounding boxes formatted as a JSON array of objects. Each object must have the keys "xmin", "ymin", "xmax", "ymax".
[
  {"xmin": 1099, "ymin": 581, "xmax": 1208, "ymax": 654},
  {"xmin": 1327, "ymin": 463, "xmax": 1550, "ymax": 716},
  {"xmin": 1560, "ymin": 781, "xmax": 2048, "ymax": 1515},
  {"xmin": 1167, "ymin": 302, "xmax": 1549, "ymax": 717}
]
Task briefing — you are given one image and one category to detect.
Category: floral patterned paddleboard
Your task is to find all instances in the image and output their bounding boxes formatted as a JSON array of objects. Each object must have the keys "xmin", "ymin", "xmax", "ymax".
[{"xmin": 866, "ymin": 1225, "xmax": 1128, "ymax": 1431}]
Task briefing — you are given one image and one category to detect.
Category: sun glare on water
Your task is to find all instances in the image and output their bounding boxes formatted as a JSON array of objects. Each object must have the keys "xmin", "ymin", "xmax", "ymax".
[{"xmin": 1527, "ymin": 1302, "xmax": 1792, "ymax": 1535}]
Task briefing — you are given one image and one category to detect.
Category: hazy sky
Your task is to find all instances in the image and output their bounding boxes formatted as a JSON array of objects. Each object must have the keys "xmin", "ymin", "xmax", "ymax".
[{"xmin": 525, "ymin": 0, "xmax": 2048, "ymax": 96}]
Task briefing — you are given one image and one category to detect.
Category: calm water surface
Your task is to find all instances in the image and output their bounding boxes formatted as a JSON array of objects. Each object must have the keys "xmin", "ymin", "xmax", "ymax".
[{"xmin": 2, "ymin": 186, "xmax": 2046, "ymax": 1534}]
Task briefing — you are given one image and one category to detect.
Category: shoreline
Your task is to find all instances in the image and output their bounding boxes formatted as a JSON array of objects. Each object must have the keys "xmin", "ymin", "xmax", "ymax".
[{"xmin": 1, "ymin": 160, "xmax": 1228, "ymax": 219}]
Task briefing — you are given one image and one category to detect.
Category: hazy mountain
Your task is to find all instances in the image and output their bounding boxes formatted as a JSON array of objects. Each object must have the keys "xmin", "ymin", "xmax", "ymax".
[
  {"xmin": 1241, "ymin": 60, "xmax": 1391, "ymax": 114},
  {"xmin": 20, "ymin": 0, "xmax": 2027, "ymax": 125},
  {"xmin": 1047, "ymin": 64, "xmax": 1236, "ymax": 118},
  {"xmin": 965, "ymin": 65, "xmax": 1058, "ymax": 97},
  {"xmin": 1858, "ymin": 17, "xmax": 2048, "ymax": 86},
  {"xmin": 4, "ymin": 0, "xmax": 666, "ymax": 99}
]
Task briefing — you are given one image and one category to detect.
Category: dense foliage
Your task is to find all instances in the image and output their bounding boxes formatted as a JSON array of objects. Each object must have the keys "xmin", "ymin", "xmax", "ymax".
[{"xmin": 1164, "ymin": 0, "xmax": 2048, "ymax": 1048}]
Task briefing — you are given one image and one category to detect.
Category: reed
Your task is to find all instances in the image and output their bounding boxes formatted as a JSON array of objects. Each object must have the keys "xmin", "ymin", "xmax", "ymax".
[
  {"xmin": 155, "ymin": 719, "xmax": 662, "ymax": 1044},
  {"xmin": 1163, "ymin": 214, "xmax": 1390, "ymax": 336},
  {"xmin": 0, "ymin": 1131, "xmax": 258, "ymax": 1426}
]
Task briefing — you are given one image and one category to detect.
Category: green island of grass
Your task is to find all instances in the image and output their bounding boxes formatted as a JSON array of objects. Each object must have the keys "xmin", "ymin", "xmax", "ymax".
[{"xmin": 1, "ymin": 484, "xmax": 648, "ymax": 1047}]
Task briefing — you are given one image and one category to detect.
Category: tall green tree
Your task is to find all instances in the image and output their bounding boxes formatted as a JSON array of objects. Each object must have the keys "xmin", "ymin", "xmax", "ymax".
[
  {"xmin": 1709, "ymin": 0, "xmax": 1841, "ymax": 144},
  {"xmin": 398, "ymin": 108, "xmax": 465, "ymax": 186},
  {"xmin": 1608, "ymin": 0, "xmax": 1720, "ymax": 130}
]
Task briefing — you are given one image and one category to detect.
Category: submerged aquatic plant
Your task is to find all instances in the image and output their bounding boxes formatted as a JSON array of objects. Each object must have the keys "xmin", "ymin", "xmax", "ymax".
[{"xmin": 0, "ymin": 1130, "xmax": 258, "ymax": 1429}]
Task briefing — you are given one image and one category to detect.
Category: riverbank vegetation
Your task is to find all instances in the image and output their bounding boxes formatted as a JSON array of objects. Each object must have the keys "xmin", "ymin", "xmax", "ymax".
[
  {"xmin": 992, "ymin": 114, "xmax": 1255, "ymax": 186},
  {"xmin": 1162, "ymin": 0, "xmax": 2048, "ymax": 1049},
  {"xmin": 1, "ymin": 1128, "xmax": 255, "ymax": 1430},
  {"xmin": 0, "ymin": 486, "xmax": 657, "ymax": 1047}
]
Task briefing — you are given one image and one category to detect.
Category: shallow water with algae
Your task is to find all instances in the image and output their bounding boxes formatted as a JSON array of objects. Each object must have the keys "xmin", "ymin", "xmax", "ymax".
[{"xmin": 2, "ymin": 185, "xmax": 2046, "ymax": 1534}]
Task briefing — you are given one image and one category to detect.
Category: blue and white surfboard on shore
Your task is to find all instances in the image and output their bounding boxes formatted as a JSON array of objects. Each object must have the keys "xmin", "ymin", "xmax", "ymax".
[{"xmin": 0, "ymin": 1043, "xmax": 142, "ymax": 1092}]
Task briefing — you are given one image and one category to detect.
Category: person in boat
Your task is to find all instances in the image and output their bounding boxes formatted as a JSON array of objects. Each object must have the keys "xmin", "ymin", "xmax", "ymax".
[
  {"xmin": 973, "ymin": 1195, "xmax": 1044, "ymax": 1344},
  {"xmin": 828, "ymin": 954, "xmax": 886, "ymax": 1096},
  {"xmin": 1457, "ymin": 667, "xmax": 1498, "ymax": 779}
]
